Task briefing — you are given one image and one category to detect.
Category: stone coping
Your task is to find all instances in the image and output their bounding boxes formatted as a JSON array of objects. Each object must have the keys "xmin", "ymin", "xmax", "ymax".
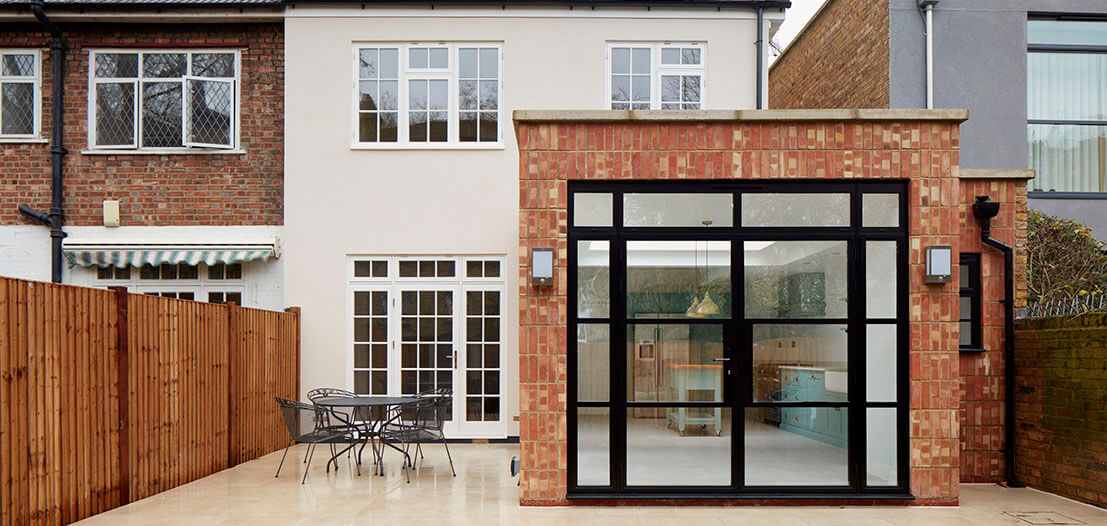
[
  {"xmin": 513, "ymin": 108, "xmax": 969, "ymax": 123},
  {"xmin": 959, "ymin": 169, "xmax": 1036, "ymax": 180}
]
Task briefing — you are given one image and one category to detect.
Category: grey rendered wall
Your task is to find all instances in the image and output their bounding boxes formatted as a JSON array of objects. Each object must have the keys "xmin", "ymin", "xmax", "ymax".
[
  {"xmin": 889, "ymin": 0, "xmax": 1107, "ymax": 239},
  {"xmin": 889, "ymin": 0, "xmax": 1106, "ymax": 170}
]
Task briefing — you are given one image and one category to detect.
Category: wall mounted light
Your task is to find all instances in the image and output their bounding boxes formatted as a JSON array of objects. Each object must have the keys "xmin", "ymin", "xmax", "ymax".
[
  {"xmin": 925, "ymin": 245, "xmax": 953, "ymax": 284},
  {"xmin": 531, "ymin": 247, "xmax": 554, "ymax": 286}
]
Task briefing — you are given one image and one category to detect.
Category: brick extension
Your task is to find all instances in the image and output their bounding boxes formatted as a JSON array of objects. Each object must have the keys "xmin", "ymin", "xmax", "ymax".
[
  {"xmin": 0, "ymin": 22, "xmax": 283, "ymax": 227},
  {"xmin": 515, "ymin": 110, "xmax": 1027, "ymax": 505}
]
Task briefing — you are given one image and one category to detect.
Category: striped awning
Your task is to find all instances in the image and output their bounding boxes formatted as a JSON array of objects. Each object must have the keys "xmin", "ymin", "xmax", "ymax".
[{"xmin": 62, "ymin": 240, "xmax": 280, "ymax": 268}]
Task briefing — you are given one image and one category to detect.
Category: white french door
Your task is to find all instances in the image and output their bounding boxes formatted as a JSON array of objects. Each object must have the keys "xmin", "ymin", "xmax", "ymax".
[{"xmin": 348, "ymin": 256, "xmax": 506, "ymax": 438}]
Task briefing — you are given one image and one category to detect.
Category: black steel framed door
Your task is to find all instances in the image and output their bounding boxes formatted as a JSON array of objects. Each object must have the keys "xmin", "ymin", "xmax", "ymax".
[{"xmin": 567, "ymin": 180, "xmax": 910, "ymax": 500}]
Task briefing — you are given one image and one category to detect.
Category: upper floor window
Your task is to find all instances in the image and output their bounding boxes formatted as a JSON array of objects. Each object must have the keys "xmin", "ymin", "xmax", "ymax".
[
  {"xmin": 89, "ymin": 50, "xmax": 239, "ymax": 151},
  {"xmin": 354, "ymin": 43, "xmax": 502, "ymax": 148},
  {"xmin": 0, "ymin": 50, "xmax": 40, "ymax": 139},
  {"xmin": 1027, "ymin": 18, "xmax": 1107, "ymax": 193},
  {"xmin": 606, "ymin": 42, "xmax": 705, "ymax": 110}
]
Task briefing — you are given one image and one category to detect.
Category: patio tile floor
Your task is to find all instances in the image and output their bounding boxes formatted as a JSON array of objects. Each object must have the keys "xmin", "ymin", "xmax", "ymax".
[{"xmin": 73, "ymin": 444, "xmax": 1107, "ymax": 525}]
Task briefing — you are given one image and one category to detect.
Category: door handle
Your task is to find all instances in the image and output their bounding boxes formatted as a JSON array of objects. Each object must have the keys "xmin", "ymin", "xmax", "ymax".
[
  {"xmin": 452, "ymin": 350, "xmax": 458, "ymax": 370},
  {"xmin": 712, "ymin": 358, "xmax": 731, "ymax": 362}
]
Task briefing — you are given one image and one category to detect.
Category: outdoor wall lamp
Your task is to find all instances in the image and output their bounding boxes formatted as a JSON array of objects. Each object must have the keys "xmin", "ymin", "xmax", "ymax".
[
  {"xmin": 531, "ymin": 247, "xmax": 554, "ymax": 286},
  {"xmin": 925, "ymin": 245, "xmax": 953, "ymax": 284}
]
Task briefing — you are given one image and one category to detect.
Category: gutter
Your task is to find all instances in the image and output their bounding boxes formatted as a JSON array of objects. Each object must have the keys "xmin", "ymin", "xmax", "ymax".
[
  {"xmin": 19, "ymin": 0, "xmax": 68, "ymax": 284},
  {"xmin": 972, "ymin": 195, "xmax": 1020, "ymax": 488}
]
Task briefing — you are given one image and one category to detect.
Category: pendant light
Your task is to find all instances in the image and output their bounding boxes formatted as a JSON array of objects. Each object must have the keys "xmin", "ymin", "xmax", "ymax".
[{"xmin": 695, "ymin": 222, "xmax": 721, "ymax": 316}]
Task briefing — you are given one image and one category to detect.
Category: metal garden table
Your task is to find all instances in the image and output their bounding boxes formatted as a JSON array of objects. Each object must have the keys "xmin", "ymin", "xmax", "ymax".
[{"xmin": 312, "ymin": 395, "xmax": 418, "ymax": 476}]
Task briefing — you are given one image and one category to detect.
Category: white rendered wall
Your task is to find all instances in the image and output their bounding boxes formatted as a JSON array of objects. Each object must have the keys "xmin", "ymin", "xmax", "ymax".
[{"xmin": 284, "ymin": 7, "xmax": 772, "ymax": 437}]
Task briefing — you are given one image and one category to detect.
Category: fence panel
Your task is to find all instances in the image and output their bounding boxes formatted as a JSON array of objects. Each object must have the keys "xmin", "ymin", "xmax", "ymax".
[{"xmin": 0, "ymin": 277, "xmax": 299, "ymax": 526}]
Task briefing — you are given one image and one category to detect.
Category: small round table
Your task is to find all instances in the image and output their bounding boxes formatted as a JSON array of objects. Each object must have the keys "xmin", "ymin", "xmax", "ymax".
[{"xmin": 312, "ymin": 396, "xmax": 418, "ymax": 476}]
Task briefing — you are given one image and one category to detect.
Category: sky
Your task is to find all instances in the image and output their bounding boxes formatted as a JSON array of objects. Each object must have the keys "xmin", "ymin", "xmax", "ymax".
[{"xmin": 770, "ymin": 0, "xmax": 829, "ymax": 64}]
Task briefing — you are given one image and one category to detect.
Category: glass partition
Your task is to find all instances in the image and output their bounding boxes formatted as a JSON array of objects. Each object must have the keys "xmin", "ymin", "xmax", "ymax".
[
  {"xmin": 744, "ymin": 241, "xmax": 848, "ymax": 319},
  {"xmin": 626, "ymin": 241, "xmax": 731, "ymax": 319}
]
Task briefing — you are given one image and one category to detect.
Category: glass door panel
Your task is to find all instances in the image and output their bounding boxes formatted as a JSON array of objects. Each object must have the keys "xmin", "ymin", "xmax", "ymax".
[
  {"xmin": 399, "ymin": 285, "xmax": 458, "ymax": 431},
  {"xmin": 461, "ymin": 286, "xmax": 504, "ymax": 436},
  {"xmin": 626, "ymin": 408, "xmax": 732, "ymax": 486},
  {"xmin": 352, "ymin": 287, "xmax": 389, "ymax": 395},
  {"xmin": 626, "ymin": 324, "xmax": 724, "ymax": 403}
]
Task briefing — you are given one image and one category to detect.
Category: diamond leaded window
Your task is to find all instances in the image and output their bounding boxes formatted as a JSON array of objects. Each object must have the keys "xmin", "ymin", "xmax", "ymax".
[
  {"xmin": 89, "ymin": 50, "xmax": 238, "ymax": 151},
  {"xmin": 0, "ymin": 50, "xmax": 40, "ymax": 139}
]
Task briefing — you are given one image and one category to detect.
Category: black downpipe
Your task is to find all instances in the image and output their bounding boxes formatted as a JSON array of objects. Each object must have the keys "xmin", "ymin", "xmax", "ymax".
[
  {"xmin": 755, "ymin": 6, "xmax": 764, "ymax": 109},
  {"xmin": 972, "ymin": 196, "xmax": 1020, "ymax": 488},
  {"xmin": 20, "ymin": 0, "xmax": 68, "ymax": 283}
]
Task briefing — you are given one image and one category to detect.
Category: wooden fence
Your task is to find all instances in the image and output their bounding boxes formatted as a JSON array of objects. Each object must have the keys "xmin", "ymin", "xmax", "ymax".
[{"xmin": 0, "ymin": 276, "xmax": 300, "ymax": 526}]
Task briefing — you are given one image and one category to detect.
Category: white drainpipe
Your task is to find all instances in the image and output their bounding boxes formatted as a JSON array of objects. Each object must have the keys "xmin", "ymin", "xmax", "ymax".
[{"xmin": 919, "ymin": 0, "xmax": 939, "ymax": 109}]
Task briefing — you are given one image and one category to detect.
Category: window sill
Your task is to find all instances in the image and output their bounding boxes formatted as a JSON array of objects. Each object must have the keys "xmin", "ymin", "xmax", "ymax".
[
  {"xmin": 349, "ymin": 142, "xmax": 505, "ymax": 151},
  {"xmin": 1028, "ymin": 191, "xmax": 1107, "ymax": 200},
  {"xmin": 0, "ymin": 137, "xmax": 48, "ymax": 144},
  {"xmin": 81, "ymin": 148, "xmax": 246, "ymax": 156},
  {"xmin": 959, "ymin": 347, "xmax": 987, "ymax": 353}
]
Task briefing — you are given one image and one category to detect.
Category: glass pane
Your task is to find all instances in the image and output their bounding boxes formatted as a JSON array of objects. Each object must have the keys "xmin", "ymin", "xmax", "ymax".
[
  {"xmin": 191, "ymin": 53, "xmax": 234, "ymax": 77},
  {"xmin": 867, "ymin": 408, "xmax": 898, "ymax": 486},
  {"xmin": 862, "ymin": 194, "xmax": 899, "ymax": 227},
  {"xmin": 479, "ymin": 48, "xmax": 498, "ymax": 78},
  {"xmin": 1028, "ymin": 52, "xmax": 1107, "ymax": 121},
  {"xmin": 744, "ymin": 241, "xmax": 847, "ymax": 319},
  {"xmin": 626, "ymin": 408, "xmax": 730, "ymax": 486},
  {"xmin": 960, "ymin": 321, "xmax": 972, "ymax": 346},
  {"xmin": 742, "ymin": 193, "xmax": 850, "ymax": 227},
  {"xmin": 577, "ymin": 324, "xmax": 609, "ymax": 402},
  {"xmin": 359, "ymin": 48, "xmax": 378, "ymax": 78},
  {"xmin": 380, "ymin": 48, "xmax": 399, "ymax": 78},
  {"xmin": 631, "ymin": 75, "xmax": 650, "ymax": 102},
  {"xmin": 624, "ymin": 193, "xmax": 733, "ymax": 227},
  {"xmin": 429, "ymin": 48, "xmax": 448, "ymax": 69},
  {"xmin": 354, "ymin": 291, "xmax": 370, "ymax": 315},
  {"xmin": 611, "ymin": 48, "xmax": 630, "ymax": 74},
  {"xmin": 683, "ymin": 48, "xmax": 701, "ymax": 65},
  {"xmin": 959, "ymin": 296, "xmax": 972, "ymax": 321},
  {"xmin": 866, "ymin": 324, "xmax": 897, "ymax": 402},
  {"xmin": 1029, "ymin": 20, "xmax": 1107, "ymax": 47},
  {"xmin": 577, "ymin": 241, "xmax": 610, "ymax": 318},
  {"xmin": 409, "ymin": 48, "xmax": 428, "ymax": 69},
  {"xmin": 459, "ymin": 48, "xmax": 477, "ymax": 78},
  {"xmin": 611, "ymin": 75, "xmax": 629, "ymax": 102},
  {"xmin": 745, "ymin": 407, "xmax": 848, "ymax": 486},
  {"xmin": 683, "ymin": 75, "xmax": 701, "ymax": 103},
  {"xmin": 143, "ymin": 53, "xmax": 186, "ymax": 78},
  {"xmin": 1028, "ymin": 124, "xmax": 1107, "ymax": 193},
  {"xmin": 573, "ymin": 193, "xmax": 613, "ymax": 227},
  {"xmin": 632, "ymin": 48, "xmax": 651, "ymax": 74},
  {"xmin": 627, "ymin": 324, "xmax": 723, "ymax": 402},
  {"xmin": 578, "ymin": 408, "xmax": 610, "ymax": 486},
  {"xmin": 866, "ymin": 241, "xmax": 897, "ymax": 318},
  {"xmin": 95, "ymin": 53, "xmax": 138, "ymax": 78},
  {"xmin": 354, "ymin": 261, "xmax": 371, "ymax": 277},
  {"xmin": 187, "ymin": 79, "xmax": 233, "ymax": 146},
  {"xmin": 95, "ymin": 83, "xmax": 135, "ymax": 146},
  {"xmin": 1, "ymin": 54, "xmax": 34, "ymax": 76},
  {"xmin": 1, "ymin": 83, "xmax": 34, "ymax": 135},
  {"xmin": 661, "ymin": 47, "xmax": 680, "ymax": 65},
  {"xmin": 627, "ymin": 241, "xmax": 731, "ymax": 319},
  {"xmin": 958, "ymin": 264, "xmax": 970, "ymax": 289},
  {"xmin": 141, "ymin": 81, "xmax": 183, "ymax": 147},
  {"xmin": 753, "ymin": 324, "xmax": 847, "ymax": 402},
  {"xmin": 661, "ymin": 75, "xmax": 680, "ymax": 103}
]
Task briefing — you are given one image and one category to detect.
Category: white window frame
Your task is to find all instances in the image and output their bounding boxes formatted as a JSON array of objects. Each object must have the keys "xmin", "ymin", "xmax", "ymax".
[
  {"xmin": 93, "ymin": 261, "xmax": 246, "ymax": 305},
  {"xmin": 351, "ymin": 42, "xmax": 504, "ymax": 150},
  {"xmin": 0, "ymin": 49, "xmax": 43, "ymax": 141},
  {"xmin": 86, "ymin": 49, "xmax": 242, "ymax": 154},
  {"xmin": 605, "ymin": 42, "xmax": 707, "ymax": 110}
]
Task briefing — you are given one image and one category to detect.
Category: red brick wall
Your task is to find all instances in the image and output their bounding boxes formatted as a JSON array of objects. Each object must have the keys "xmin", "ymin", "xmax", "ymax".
[
  {"xmin": 0, "ymin": 22, "xmax": 283, "ymax": 227},
  {"xmin": 515, "ymin": 115, "xmax": 1019, "ymax": 506},
  {"xmin": 768, "ymin": 0, "xmax": 890, "ymax": 109},
  {"xmin": 1014, "ymin": 313, "xmax": 1107, "ymax": 508},
  {"xmin": 957, "ymin": 179, "xmax": 1029, "ymax": 483}
]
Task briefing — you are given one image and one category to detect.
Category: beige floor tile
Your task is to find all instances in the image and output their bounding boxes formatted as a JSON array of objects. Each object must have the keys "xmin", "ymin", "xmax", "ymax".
[{"xmin": 71, "ymin": 444, "xmax": 1107, "ymax": 526}]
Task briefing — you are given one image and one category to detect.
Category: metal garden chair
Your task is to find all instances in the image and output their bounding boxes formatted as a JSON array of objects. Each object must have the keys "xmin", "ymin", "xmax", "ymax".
[{"xmin": 274, "ymin": 397, "xmax": 354, "ymax": 484}]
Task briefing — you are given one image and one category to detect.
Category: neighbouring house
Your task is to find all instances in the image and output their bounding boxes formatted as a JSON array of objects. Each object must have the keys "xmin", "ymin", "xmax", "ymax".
[
  {"xmin": 0, "ymin": 0, "xmax": 284, "ymax": 309},
  {"xmin": 768, "ymin": 0, "xmax": 1107, "ymax": 240},
  {"xmin": 281, "ymin": 0, "xmax": 787, "ymax": 444},
  {"xmin": 768, "ymin": 0, "xmax": 1102, "ymax": 489}
]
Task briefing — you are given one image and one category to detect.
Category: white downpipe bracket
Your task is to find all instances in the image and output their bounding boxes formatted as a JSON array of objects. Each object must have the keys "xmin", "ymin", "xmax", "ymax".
[{"xmin": 919, "ymin": 0, "xmax": 938, "ymax": 109}]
